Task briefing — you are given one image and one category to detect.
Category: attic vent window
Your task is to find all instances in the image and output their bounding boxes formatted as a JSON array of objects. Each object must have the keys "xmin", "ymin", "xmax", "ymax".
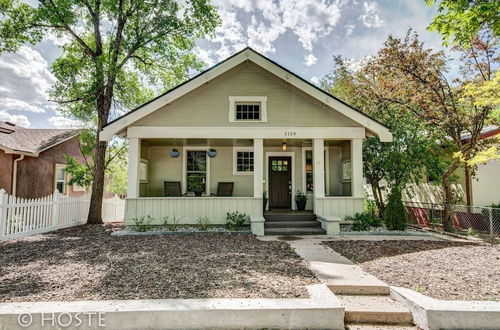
[
  {"xmin": 229, "ymin": 96, "xmax": 267, "ymax": 122},
  {"xmin": 236, "ymin": 103, "xmax": 260, "ymax": 120}
]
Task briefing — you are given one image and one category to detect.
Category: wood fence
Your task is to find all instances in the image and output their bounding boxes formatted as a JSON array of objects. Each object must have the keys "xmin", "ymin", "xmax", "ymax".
[{"xmin": 0, "ymin": 189, "xmax": 125, "ymax": 241}]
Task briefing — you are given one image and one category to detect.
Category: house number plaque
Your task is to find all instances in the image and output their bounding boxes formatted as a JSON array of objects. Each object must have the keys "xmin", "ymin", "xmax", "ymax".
[{"xmin": 284, "ymin": 131, "xmax": 296, "ymax": 137}]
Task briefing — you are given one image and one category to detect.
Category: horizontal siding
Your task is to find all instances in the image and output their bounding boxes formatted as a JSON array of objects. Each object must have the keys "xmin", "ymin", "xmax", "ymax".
[{"xmin": 134, "ymin": 62, "xmax": 361, "ymax": 128}]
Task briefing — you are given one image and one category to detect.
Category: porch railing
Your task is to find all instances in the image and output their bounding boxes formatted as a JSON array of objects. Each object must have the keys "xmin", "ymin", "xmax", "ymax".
[{"xmin": 125, "ymin": 197, "xmax": 262, "ymax": 224}]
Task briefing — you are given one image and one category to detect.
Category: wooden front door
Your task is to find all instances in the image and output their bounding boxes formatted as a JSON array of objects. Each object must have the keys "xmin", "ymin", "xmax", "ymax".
[{"xmin": 269, "ymin": 157, "xmax": 292, "ymax": 209}]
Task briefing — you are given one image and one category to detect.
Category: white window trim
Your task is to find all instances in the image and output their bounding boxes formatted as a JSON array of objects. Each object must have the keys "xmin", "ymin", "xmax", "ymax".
[
  {"xmin": 54, "ymin": 163, "xmax": 67, "ymax": 195},
  {"xmin": 301, "ymin": 147, "xmax": 330, "ymax": 196},
  {"xmin": 233, "ymin": 147, "xmax": 254, "ymax": 175},
  {"xmin": 182, "ymin": 146, "xmax": 211, "ymax": 195},
  {"xmin": 228, "ymin": 96, "xmax": 267, "ymax": 122}
]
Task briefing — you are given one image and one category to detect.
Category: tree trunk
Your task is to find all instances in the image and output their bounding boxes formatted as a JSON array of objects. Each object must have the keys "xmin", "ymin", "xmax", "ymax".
[
  {"xmin": 87, "ymin": 138, "xmax": 107, "ymax": 224},
  {"xmin": 370, "ymin": 179, "xmax": 385, "ymax": 219},
  {"xmin": 441, "ymin": 161, "xmax": 460, "ymax": 232}
]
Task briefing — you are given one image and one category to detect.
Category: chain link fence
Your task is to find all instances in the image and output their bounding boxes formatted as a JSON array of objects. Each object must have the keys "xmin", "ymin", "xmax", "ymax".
[{"xmin": 404, "ymin": 201, "xmax": 500, "ymax": 240}]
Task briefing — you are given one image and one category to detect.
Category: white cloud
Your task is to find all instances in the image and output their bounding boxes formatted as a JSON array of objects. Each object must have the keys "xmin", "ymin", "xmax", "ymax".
[
  {"xmin": 48, "ymin": 116, "xmax": 84, "ymax": 129},
  {"xmin": 345, "ymin": 23, "xmax": 355, "ymax": 36},
  {"xmin": 304, "ymin": 53, "xmax": 317, "ymax": 66},
  {"xmin": 0, "ymin": 111, "xmax": 31, "ymax": 127},
  {"xmin": 359, "ymin": 1, "xmax": 384, "ymax": 28},
  {"xmin": 310, "ymin": 76, "xmax": 320, "ymax": 85},
  {"xmin": 194, "ymin": 47, "xmax": 215, "ymax": 67},
  {"xmin": 206, "ymin": 0, "xmax": 343, "ymax": 59},
  {"xmin": 0, "ymin": 46, "xmax": 56, "ymax": 114}
]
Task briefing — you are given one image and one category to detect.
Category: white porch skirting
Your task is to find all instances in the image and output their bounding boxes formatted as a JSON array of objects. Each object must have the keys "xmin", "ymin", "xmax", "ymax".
[
  {"xmin": 125, "ymin": 197, "xmax": 262, "ymax": 225},
  {"xmin": 314, "ymin": 197, "xmax": 364, "ymax": 218}
]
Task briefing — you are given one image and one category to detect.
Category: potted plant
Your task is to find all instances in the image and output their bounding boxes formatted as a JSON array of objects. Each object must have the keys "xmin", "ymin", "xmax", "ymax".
[
  {"xmin": 295, "ymin": 191, "xmax": 307, "ymax": 211},
  {"xmin": 263, "ymin": 191, "xmax": 268, "ymax": 212},
  {"xmin": 187, "ymin": 174, "xmax": 204, "ymax": 196}
]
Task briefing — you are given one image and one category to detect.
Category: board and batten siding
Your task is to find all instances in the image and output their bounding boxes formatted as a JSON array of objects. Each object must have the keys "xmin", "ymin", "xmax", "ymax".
[
  {"xmin": 314, "ymin": 197, "xmax": 364, "ymax": 218},
  {"xmin": 133, "ymin": 62, "xmax": 362, "ymax": 128},
  {"xmin": 125, "ymin": 197, "xmax": 261, "ymax": 224}
]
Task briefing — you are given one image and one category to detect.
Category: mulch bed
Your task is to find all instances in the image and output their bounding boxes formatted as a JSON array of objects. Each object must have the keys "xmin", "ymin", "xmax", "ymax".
[
  {"xmin": 0, "ymin": 224, "xmax": 318, "ymax": 302},
  {"xmin": 324, "ymin": 240, "xmax": 500, "ymax": 301}
]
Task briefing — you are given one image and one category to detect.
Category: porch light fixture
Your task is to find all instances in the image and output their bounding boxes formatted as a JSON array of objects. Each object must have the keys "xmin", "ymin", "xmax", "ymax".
[
  {"xmin": 282, "ymin": 142, "xmax": 287, "ymax": 151},
  {"xmin": 207, "ymin": 149, "xmax": 217, "ymax": 158},
  {"xmin": 170, "ymin": 148, "xmax": 180, "ymax": 158}
]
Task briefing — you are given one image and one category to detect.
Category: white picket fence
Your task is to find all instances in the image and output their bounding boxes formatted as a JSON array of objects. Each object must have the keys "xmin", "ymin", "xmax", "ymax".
[{"xmin": 0, "ymin": 189, "xmax": 125, "ymax": 241}]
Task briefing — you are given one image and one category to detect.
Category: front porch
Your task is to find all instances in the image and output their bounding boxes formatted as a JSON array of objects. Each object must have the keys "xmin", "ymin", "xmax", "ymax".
[{"xmin": 126, "ymin": 136, "xmax": 365, "ymax": 234}]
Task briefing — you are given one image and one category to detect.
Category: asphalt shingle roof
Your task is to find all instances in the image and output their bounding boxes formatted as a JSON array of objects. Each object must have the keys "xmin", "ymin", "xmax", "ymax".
[{"xmin": 0, "ymin": 122, "xmax": 79, "ymax": 155}]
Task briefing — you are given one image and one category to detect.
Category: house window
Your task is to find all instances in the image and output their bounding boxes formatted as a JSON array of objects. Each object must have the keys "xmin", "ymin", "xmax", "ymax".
[
  {"xmin": 186, "ymin": 150, "xmax": 207, "ymax": 194},
  {"xmin": 235, "ymin": 103, "xmax": 260, "ymax": 120},
  {"xmin": 233, "ymin": 148, "xmax": 254, "ymax": 175},
  {"xmin": 228, "ymin": 96, "xmax": 267, "ymax": 122},
  {"xmin": 305, "ymin": 150, "xmax": 313, "ymax": 192},
  {"xmin": 55, "ymin": 164, "xmax": 66, "ymax": 194}
]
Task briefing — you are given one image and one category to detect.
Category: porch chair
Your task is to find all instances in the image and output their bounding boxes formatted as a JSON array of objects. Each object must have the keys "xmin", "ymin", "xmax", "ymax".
[
  {"xmin": 211, "ymin": 182, "xmax": 234, "ymax": 197},
  {"xmin": 164, "ymin": 181, "xmax": 184, "ymax": 197}
]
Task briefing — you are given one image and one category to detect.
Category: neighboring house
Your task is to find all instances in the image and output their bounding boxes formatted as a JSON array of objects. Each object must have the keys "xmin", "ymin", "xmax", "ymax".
[
  {"xmin": 0, "ymin": 121, "xmax": 86, "ymax": 199},
  {"xmin": 455, "ymin": 126, "xmax": 500, "ymax": 207},
  {"xmin": 100, "ymin": 47, "xmax": 392, "ymax": 234}
]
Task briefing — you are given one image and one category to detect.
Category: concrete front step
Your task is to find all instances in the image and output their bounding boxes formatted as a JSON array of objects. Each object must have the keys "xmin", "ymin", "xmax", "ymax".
[
  {"xmin": 328, "ymin": 284, "xmax": 390, "ymax": 296},
  {"xmin": 263, "ymin": 214, "xmax": 316, "ymax": 222},
  {"xmin": 264, "ymin": 227, "xmax": 326, "ymax": 235},
  {"xmin": 345, "ymin": 324, "xmax": 418, "ymax": 330},
  {"xmin": 339, "ymin": 295, "xmax": 413, "ymax": 325},
  {"xmin": 265, "ymin": 220, "xmax": 321, "ymax": 228}
]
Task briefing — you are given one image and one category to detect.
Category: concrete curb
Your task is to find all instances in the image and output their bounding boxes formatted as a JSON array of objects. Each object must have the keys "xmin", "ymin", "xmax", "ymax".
[
  {"xmin": 112, "ymin": 229, "xmax": 252, "ymax": 236},
  {"xmin": 340, "ymin": 231, "xmax": 430, "ymax": 236},
  {"xmin": 0, "ymin": 284, "xmax": 344, "ymax": 330},
  {"xmin": 390, "ymin": 286, "xmax": 500, "ymax": 330}
]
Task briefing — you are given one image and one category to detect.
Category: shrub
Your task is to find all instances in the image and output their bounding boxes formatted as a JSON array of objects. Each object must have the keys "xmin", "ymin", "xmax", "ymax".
[
  {"xmin": 161, "ymin": 216, "xmax": 180, "ymax": 231},
  {"xmin": 196, "ymin": 216, "xmax": 212, "ymax": 230},
  {"xmin": 345, "ymin": 212, "xmax": 382, "ymax": 231},
  {"xmin": 132, "ymin": 215, "xmax": 154, "ymax": 232},
  {"xmin": 384, "ymin": 186, "xmax": 407, "ymax": 231},
  {"xmin": 294, "ymin": 191, "xmax": 307, "ymax": 202},
  {"xmin": 225, "ymin": 211, "xmax": 247, "ymax": 231}
]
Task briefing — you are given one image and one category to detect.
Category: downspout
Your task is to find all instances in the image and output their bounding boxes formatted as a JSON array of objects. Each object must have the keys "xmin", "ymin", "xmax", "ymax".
[{"xmin": 12, "ymin": 155, "xmax": 24, "ymax": 196}]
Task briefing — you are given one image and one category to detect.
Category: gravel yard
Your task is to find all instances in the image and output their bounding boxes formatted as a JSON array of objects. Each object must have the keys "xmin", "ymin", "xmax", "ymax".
[
  {"xmin": 0, "ymin": 225, "xmax": 318, "ymax": 302},
  {"xmin": 324, "ymin": 239, "xmax": 500, "ymax": 301}
]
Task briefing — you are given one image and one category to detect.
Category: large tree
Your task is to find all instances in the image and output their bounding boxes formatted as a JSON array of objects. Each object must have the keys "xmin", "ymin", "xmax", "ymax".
[
  {"xmin": 356, "ymin": 30, "xmax": 498, "ymax": 231},
  {"xmin": 0, "ymin": 0, "xmax": 219, "ymax": 223},
  {"xmin": 426, "ymin": 0, "xmax": 499, "ymax": 46}
]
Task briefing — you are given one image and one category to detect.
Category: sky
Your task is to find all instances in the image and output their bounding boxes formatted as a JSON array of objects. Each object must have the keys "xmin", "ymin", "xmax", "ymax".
[{"xmin": 0, "ymin": 0, "xmax": 449, "ymax": 129}]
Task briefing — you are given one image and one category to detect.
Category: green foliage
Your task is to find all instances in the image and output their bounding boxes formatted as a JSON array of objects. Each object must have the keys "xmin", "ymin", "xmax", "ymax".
[
  {"xmin": 384, "ymin": 186, "xmax": 407, "ymax": 231},
  {"xmin": 346, "ymin": 212, "xmax": 383, "ymax": 231},
  {"xmin": 426, "ymin": 0, "xmax": 499, "ymax": 46},
  {"xmin": 196, "ymin": 216, "xmax": 212, "ymax": 230},
  {"xmin": 187, "ymin": 173, "xmax": 204, "ymax": 192},
  {"xmin": 294, "ymin": 191, "xmax": 307, "ymax": 202},
  {"xmin": 161, "ymin": 216, "xmax": 180, "ymax": 231},
  {"xmin": 132, "ymin": 216, "xmax": 154, "ymax": 232},
  {"xmin": 225, "ymin": 212, "xmax": 247, "ymax": 231}
]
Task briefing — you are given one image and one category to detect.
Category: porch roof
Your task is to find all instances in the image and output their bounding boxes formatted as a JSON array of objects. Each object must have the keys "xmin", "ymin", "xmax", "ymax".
[{"xmin": 100, "ymin": 47, "xmax": 393, "ymax": 142}]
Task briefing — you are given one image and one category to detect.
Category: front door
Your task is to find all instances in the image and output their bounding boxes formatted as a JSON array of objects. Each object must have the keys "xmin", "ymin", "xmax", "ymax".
[{"xmin": 269, "ymin": 157, "xmax": 292, "ymax": 209}]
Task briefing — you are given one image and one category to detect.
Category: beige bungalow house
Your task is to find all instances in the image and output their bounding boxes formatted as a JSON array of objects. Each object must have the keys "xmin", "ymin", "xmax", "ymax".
[{"xmin": 100, "ymin": 47, "xmax": 392, "ymax": 235}]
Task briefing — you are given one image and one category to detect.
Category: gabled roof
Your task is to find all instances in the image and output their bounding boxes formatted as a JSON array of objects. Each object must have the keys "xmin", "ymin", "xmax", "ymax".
[
  {"xmin": 101, "ymin": 47, "xmax": 392, "ymax": 142},
  {"xmin": 0, "ymin": 122, "xmax": 79, "ymax": 156}
]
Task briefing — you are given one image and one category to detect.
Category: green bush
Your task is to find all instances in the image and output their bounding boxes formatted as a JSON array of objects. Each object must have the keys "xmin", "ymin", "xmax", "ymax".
[
  {"xmin": 225, "ymin": 211, "xmax": 247, "ymax": 231},
  {"xmin": 196, "ymin": 216, "xmax": 212, "ymax": 230},
  {"xmin": 384, "ymin": 186, "xmax": 407, "ymax": 231},
  {"xmin": 345, "ymin": 212, "xmax": 382, "ymax": 231},
  {"xmin": 132, "ymin": 215, "xmax": 154, "ymax": 232}
]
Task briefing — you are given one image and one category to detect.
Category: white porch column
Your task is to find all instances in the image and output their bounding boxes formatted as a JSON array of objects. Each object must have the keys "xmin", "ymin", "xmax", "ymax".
[
  {"xmin": 127, "ymin": 138, "xmax": 141, "ymax": 198},
  {"xmin": 351, "ymin": 138, "xmax": 363, "ymax": 197},
  {"xmin": 253, "ymin": 138, "xmax": 264, "ymax": 198},
  {"xmin": 313, "ymin": 138, "xmax": 325, "ymax": 198}
]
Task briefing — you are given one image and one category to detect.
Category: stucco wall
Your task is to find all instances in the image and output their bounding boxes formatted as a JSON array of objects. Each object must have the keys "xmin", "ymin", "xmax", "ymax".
[
  {"xmin": 0, "ymin": 149, "xmax": 14, "ymax": 194},
  {"xmin": 133, "ymin": 62, "xmax": 362, "ymax": 128},
  {"xmin": 15, "ymin": 136, "xmax": 86, "ymax": 199},
  {"xmin": 470, "ymin": 161, "xmax": 500, "ymax": 206}
]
